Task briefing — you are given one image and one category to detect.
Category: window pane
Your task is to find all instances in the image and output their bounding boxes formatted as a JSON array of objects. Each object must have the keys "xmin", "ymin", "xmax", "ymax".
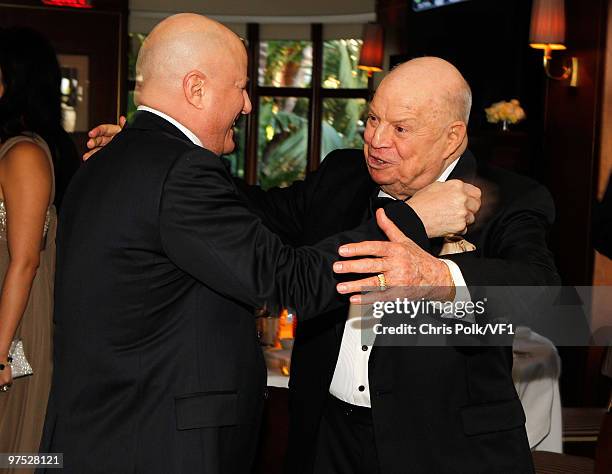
[
  {"xmin": 128, "ymin": 33, "xmax": 146, "ymax": 81},
  {"xmin": 322, "ymin": 39, "xmax": 369, "ymax": 89},
  {"xmin": 321, "ymin": 98, "xmax": 368, "ymax": 161},
  {"xmin": 258, "ymin": 96, "xmax": 309, "ymax": 190},
  {"xmin": 258, "ymin": 41, "xmax": 313, "ymax": 88},
  {"xmin": 223, "ymin": 115, "xmax": 246, "ymax": 179}
]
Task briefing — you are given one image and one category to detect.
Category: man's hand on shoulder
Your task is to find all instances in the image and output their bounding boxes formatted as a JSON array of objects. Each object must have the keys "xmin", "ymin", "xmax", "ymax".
[
  {"xmin": 83, "ymin": 116, "xmax": 126, "ymax": 161},
  {"xmin": 333, "ymin": 209, "xmax": 455, "ymax": 304},
  {"xmin": 406, "ymin": 180, "xmax": 481, "ymax": 237}
]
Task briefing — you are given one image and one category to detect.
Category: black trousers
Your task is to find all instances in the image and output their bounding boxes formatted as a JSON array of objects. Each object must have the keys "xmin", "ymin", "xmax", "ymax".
[{"xmin": 312, "ymin": 395, "xmax": 381, "ymax": 474}]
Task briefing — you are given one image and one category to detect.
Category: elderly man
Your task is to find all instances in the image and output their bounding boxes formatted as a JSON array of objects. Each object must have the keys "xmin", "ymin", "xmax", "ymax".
[
  {"xmin": 85, "ymin": 56, "xmax": 557, "ymax": 472},
  {"xmin": 40, "ymin": 15, "xmax": 478, "ymax": 474},
  {"xmin": 240, "ymin": 58, "xmax": 558, "ymax": 474}
]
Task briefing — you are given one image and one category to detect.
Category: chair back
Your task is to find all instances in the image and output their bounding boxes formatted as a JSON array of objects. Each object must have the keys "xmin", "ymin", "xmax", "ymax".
[{"xmin": 594, "ymin": 410, "xmax": 612, "ymax": 474}]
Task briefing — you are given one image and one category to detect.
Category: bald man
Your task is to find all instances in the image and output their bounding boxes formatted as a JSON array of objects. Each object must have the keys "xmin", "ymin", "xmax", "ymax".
[
  {"xmin": 38, "ymin": 16, "xmax": 471, "ymax": 474},
  {"xmin": 236, "ymin": 58, "xmax": 558, "ymax": 474}
]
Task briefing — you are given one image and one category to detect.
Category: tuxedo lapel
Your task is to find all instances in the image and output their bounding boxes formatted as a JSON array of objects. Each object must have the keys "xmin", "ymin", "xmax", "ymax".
[
  {"xmin": 340, "ymin": 168, "xmax": 378, "ymax": 230},
  {"xmin": 447, "ymin": 150, "xmax": 477, "ymax": 183}
]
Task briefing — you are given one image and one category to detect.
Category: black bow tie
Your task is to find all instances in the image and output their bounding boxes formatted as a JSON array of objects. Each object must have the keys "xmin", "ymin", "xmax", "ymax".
[{"xmin": 372, "ymin": 196, "xmax": 393, "ymax": 210}]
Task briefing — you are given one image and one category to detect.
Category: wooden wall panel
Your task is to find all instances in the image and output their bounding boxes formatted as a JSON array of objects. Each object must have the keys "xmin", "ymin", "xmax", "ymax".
[
  {"xmin": 542, "ymin": 0, "xmax": 608, "ymax": 287},
  {"xmin": 594, "ymin": 0, "xmax": 612, "ymax": 290}
]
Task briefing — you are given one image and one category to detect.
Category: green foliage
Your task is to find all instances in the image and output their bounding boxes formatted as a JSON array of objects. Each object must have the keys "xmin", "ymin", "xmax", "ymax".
[
  {"xmin": 126, "ymin": 91, "xmax": 137, "ymax": 124},
  {"xmin": 258, "ymin": 39, "xmax": 367, "ymax": 189},
  {"xmin": 224, "ymin": 115, "xmax": 246, "ymax": 178},
  {"xmin": 126, "ymin": 34, "xmax": 147, "ymax": 124},
  {"xmin": 322, "ymin": 39, "xmax": 368, "ymax": 89},
  {"xmin": 260, "ymin": 41, "xmax": 311, "ymax": 87},
  {"xmin": 258, "ymin": 97, "xmax": 308, "ymax": 190}
]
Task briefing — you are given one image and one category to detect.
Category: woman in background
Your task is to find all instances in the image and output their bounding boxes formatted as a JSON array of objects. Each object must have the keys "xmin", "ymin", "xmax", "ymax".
[{"xmin": 0, "ymin": 27, "xmax": 79, "ymax": 465}]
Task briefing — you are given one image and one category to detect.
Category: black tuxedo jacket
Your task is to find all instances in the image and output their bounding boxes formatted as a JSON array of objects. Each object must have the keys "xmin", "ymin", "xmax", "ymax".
[
  {"xmin": 38, "ymin": 112, "xmax": 423, "ymax": 474},
  {"xmin": 239, "ymin": 148, "xmax": 560, "ymax": 474}
]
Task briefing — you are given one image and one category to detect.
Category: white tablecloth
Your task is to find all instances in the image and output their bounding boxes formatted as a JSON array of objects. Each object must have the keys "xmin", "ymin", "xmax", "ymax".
[
  {"xmin": 267, "ymin": 368, "xmax": 290, "ymax": 389},
  {"xmin": 512, "ymin": 326, "xmax": 563, "ymax": 453},
  {"xmin": 265, "ymin": 348, "xmax": 290, "ymax": 389}
]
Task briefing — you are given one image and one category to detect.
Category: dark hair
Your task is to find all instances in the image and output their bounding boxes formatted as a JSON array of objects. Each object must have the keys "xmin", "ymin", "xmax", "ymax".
[
  {"xmin": 0, "ymin": 27, "xmax": 79, "ymax": 208},
  {"xmin": 0, "ymin": 27, "xmax": 62, "ymax": 140}
]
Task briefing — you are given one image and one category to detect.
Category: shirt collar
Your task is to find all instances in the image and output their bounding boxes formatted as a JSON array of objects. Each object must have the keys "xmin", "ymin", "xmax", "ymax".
[
  {"xmin": 436, "ymin": 157, "xmax": 460, "ymax": 182},
  {"xmin": 378, "ymin": 157, "xmax": 461, "ymax": 199},
  {"xmin": 137, "ymin": 105, "xmax": 203, "ymax": 147}
]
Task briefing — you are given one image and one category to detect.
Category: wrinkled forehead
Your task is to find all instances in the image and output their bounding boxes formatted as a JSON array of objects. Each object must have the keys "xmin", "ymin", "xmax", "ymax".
[{"xmin": 370, "ymin": 84, "xmax": 434, "ymax": 120}]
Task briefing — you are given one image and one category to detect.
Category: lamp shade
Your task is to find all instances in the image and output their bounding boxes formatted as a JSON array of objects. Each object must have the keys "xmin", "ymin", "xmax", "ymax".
[
  {"xmin": 358, "ymin": 23, "xmax": 384, "ymax": 73},
  {"xmin": 529, "ymin": 0, "xmax": 566, "ymax": 50}
]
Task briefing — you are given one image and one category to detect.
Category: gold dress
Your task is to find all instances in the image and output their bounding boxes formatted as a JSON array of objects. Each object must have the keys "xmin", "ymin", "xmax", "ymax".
[{"xmin": 0, "ymin": 134, "xmax": 56, "ymax": 473}]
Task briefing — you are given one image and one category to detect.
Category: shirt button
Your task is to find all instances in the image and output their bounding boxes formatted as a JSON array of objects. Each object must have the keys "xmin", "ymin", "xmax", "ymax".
[
  {"xmin": 358, "ymin": 385, "xmax": 365, "ymax": 392},
  {"xmin": 362, "ymin": 345, "xmax": 368, "ymax": 351}
]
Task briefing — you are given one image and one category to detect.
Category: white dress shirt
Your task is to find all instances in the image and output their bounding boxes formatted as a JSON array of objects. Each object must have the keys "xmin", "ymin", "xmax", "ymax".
[
  {"xmin": 329, "ymin": 157, "xmax": 471, "ymax": 407},
  {"xmin": 137, "ymin": 106, "xmax": 203, "ymax": 147}
]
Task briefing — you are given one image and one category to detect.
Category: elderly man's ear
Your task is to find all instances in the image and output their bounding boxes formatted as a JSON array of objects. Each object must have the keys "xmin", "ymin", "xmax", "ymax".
[
  {"xmin": 184, "ymin": 71, "xmax": 207, "ymax": 108},
  {"xmin": 446, "ymin": 121, "xmax": 467, "ymax": 156}
]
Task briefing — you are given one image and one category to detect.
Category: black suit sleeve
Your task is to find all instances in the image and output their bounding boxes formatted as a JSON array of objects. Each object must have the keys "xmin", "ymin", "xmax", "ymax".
[
  {"xmin": 444, "ymin": 185, "xmax": 560, "ymax": 286},
  {"xmin": 233, "ymin": 151, "xmax": 356, "ymax": 244},
  {"xmin": 232, "ymin": 164, "xmax": 324, "ymax": 243},
  {"xmin": 159, "ymin": 148, "xmax": 421, "ymax": 320}
]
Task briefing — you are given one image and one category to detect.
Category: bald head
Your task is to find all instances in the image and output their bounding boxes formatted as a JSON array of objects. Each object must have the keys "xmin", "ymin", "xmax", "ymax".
[
  {"xmin": 136, "ymin": 14, "xmax": 245, "ymax": 103},
  {"xmin": 133, "ymin": 13, "xmax": 252, "ymax": 155},
  {"xmin": 380, "ymin": 57, "xmax": 472, "ymax": 125}
]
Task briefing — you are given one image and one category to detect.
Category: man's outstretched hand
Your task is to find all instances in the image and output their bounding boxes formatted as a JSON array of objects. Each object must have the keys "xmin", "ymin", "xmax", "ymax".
[
  {"xmin": 83, "ymin": 116, "xmax": 126, "ymax": 161},
  {"xmin": 334, "ymin": 208, "xmax": 455, "ymax": 304}
]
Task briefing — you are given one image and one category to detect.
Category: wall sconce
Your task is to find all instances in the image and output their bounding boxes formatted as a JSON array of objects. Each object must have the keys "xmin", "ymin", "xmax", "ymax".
[
  {"xmin": 358, "ymin": 23, "xmax": 384, "ymax": 78},
  {"xmin": 529, "ymin": 0, "xmax": 578, "ymax": 87}
]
